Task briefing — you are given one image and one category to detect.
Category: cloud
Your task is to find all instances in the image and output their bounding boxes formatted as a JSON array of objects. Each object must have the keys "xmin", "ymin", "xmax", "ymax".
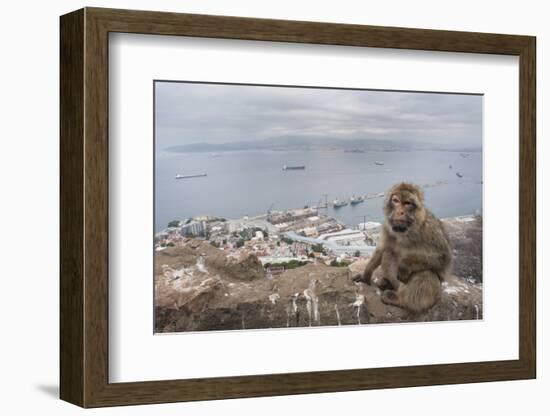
[{"xmin": 155, "ymin": 81, "xmax": 482, "ymax": 149}]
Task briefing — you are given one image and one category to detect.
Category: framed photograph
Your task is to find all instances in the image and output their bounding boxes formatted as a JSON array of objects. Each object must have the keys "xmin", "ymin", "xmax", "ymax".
[{"xmin": 60, "ymin": 7, "xmax": 536, "ymax": 408}]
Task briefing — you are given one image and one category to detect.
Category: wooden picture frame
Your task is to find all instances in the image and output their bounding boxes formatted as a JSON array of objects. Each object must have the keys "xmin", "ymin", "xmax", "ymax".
[{"xmin": 60, "ymin": 7, "xmax": 536, "ymax": 408}]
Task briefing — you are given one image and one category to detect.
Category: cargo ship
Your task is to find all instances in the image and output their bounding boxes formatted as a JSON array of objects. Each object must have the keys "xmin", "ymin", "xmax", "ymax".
[
  {"xmin": 175, "ymin": 173, "xmax": 207, "ymax": 179},
  {"xmin": 332, "ymin": 198, "xmax": 349, "ymax": 208},
  {"xmin": 282, "ymin": 165, "xmax": 305, "ymax": 171},
  {"xmin": 350, "ymin": 195, "xmax": 365, "ymax": 205},
  {"xmin": 374, "ymin": 161, "xmax": 384, "ymax": 166}
]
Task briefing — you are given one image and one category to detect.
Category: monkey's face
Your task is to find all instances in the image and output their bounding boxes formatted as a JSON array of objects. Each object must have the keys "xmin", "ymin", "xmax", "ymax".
[{"xmin": 386, "ymin": 189, "xmax": 424, "ymax": 234}]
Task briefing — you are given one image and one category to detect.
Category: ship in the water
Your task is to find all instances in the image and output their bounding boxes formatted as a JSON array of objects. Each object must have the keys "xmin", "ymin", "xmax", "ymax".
[
  {"xmin": 456, "ymin": 172, "xmax": 463, "ymax": 178},
  {"xmin": 332, "ymin": 198, "xmax": 349, "ymax": 208},
  {"xmin": 374, "ymin": 161, "xmax": 384, "ymax": 166},
  {"xmin": 350, "ymin": 195, "xmax": 365, "ymax": 205},
  {"xmin": 175, "ymin": 173, "xmax": 207, "ymax": 179},
  {"xmin": 282, "ymin": 165, "xmax": 305, "ymax": 171}
]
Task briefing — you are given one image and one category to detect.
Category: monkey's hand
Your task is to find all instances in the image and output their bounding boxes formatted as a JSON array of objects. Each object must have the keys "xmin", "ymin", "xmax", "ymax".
[
  {"xmin": 374, "ymin": 276, "xmax": 396, "ymax": 291},
  {"xmin": 352, "ymin": 268, "xmax": 372, "ymax": 284},
  {"xmin": 397, "ymin": 264, "xmax": 412, "ymax": 283}
]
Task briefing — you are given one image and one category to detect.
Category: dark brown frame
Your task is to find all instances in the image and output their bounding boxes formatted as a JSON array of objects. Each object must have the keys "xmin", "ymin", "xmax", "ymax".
[{"xmin": 60, "ymin": 7, "xmax": 536, "ymax": 408}]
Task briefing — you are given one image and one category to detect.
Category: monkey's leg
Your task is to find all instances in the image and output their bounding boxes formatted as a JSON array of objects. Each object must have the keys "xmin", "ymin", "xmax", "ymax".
[
  {"xmin": 380, "ymin": 289, "xmax": 400, "ymax": 307},
  {"xmin": 382, "ymin": 271, "xmax": 441, "ymax": 313}
]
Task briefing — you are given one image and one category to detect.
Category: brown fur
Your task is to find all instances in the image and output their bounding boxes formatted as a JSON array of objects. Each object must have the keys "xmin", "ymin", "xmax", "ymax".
[{"xmin": 353, "ymin": 183, "xmax": 452, "ymax": 313}]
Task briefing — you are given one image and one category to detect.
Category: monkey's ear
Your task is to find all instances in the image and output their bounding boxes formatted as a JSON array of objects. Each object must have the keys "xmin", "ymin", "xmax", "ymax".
[
  {"xmin": 415, "ymin": 186, "xmax": 425, "ymax": 203},
  {"xmin": 383, "ymin": 191, "xmax": 394, "ymax": 215}
]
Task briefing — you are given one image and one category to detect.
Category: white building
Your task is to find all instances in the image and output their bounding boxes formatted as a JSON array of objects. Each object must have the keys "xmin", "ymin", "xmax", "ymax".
[
  {"xmin": 301, "ymin": 227, "xmax": 318, "ymax": 237},
  {"xmin": 318, "ymin": 229, "xmax": 366, "ymax": 246},
  {"xmin": 180, "ymin": 220, "xmax": 206, "ymax": 236},
  {"xmin": 358, "ymin": 221, "xmax": 382, "ymax": 231}
]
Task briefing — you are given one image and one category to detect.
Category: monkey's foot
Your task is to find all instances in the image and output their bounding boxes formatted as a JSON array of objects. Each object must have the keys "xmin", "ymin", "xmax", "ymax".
[
  {"xmin": 374, "ymin": 277, "xmax": 394, "ymax": 291},
  {"xmin": 381, "ymin": 290, "xmax": 400, "ymax": 307}
]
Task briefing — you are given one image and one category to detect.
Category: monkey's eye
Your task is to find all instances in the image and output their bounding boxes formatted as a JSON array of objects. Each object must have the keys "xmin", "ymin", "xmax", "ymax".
[
  {"xmin": 403, "ymin": 201, "xmax": 415, "ymax": 208},
  {"xmin": 391, "ymin": 196, "xmax": 400, "ymax": 204}
]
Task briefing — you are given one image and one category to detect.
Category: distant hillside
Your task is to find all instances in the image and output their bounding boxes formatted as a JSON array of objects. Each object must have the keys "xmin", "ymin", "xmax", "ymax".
[{"xmin": 165, "ymin": 136, "xmax": 481, "ymax": 153}]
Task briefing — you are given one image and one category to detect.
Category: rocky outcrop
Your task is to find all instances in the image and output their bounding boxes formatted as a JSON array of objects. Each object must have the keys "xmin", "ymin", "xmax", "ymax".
[
  {"xmin": 155, "ymin": 218, "xmax": 483, "ymax": 333},
  {"xmin": 445, "ymin": 216, "xmax": 483, "ymax": 283}
]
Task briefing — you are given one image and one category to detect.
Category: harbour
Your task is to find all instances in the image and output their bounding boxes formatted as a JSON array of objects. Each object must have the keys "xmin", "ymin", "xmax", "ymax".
[{"xmin": 157, "ymin": 149, "xmax": 482, "ymax": 232}]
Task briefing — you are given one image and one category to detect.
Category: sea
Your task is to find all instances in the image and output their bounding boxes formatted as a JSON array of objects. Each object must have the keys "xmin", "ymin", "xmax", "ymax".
[{"xmin": 155, "ymin": 149, "xmax": 482, "ymax": 232}]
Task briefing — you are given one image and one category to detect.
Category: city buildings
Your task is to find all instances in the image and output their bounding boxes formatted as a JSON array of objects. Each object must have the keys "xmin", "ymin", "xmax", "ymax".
[
  {"xmin": 155, "ymin": 207, "xmax": 378, "ymax": 273},
  {"xmin": 180, "ymin": 220, "xmax": 206, "ymax": 236}
]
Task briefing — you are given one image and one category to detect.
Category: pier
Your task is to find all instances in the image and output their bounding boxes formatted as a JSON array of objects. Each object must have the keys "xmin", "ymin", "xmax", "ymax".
[
  {"xmin": 311, "ymin": 180, "xmax": 450, "ymax": 209},
  {"xmin": 284, "ymin": 231, "xmax": 375, "ymax": 256}
]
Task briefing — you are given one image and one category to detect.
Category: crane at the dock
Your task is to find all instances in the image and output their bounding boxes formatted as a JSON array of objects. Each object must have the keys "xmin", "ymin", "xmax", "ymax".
[
  {"xmin": 355, "ymin": 214, "xmax": 370, "ymax": 231},
  {"xmin": 316, "ymin": 194, "xmax": 329, "ymax": 210},
  {"xmin": 267, "ymin": 203, "xmax": 275, "ymax": 222}
]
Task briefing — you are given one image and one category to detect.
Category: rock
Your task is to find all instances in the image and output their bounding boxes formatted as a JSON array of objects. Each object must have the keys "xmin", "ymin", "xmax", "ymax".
[
  {"xmin": 347, "ymin": 258, "xmax": 370, "ymax": 281},
  {"xmin": 155, "ymin": 261, "xmax": 482, "ymax": 333},
  {"xmin": 444, "ymin": 216, "xmax": 483, "ymax": 282},
  {"xmin": 155, "ymin": 217, "xmax": 483, "ymax": 332},
  {"xmin": 217, "ymin": 253, "xmax": 265, "ymax": 282}
]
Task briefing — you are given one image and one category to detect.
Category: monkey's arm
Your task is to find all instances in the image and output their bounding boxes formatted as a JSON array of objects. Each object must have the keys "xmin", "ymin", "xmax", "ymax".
[
  {"xmin": 379, "ymin": 249, "xmax": 401, "ymax": 290},
  {"xmin": 352, "ymin": 247, "xmax": 383, "ymax": 284},
  {"xmin": 398, "ymin": 247, "xmax": 451, "ymax": 280}
]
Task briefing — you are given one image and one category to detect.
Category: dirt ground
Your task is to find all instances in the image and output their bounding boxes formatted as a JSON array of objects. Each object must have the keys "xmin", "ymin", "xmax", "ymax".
[{"xmin": 154, "ymin": 216, "xmax": 483, "ymax": 332}]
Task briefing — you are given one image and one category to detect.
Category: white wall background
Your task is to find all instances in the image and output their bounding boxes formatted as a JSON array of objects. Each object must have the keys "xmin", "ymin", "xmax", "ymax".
[{"xmin": 0, "ymin": 0, "xmax": 546, "ymax": 414}]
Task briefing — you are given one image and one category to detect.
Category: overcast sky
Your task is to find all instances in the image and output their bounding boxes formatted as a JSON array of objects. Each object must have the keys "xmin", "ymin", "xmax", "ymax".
[{"xmin": 155, "ymin": 81, "xmax": 482, "ymax": 150}]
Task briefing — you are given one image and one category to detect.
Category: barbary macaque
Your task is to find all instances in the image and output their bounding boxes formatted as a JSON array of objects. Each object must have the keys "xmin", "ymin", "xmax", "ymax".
[{"xmin": 353, "ymin": 183, "xmax": 452, "ymax": 313}]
